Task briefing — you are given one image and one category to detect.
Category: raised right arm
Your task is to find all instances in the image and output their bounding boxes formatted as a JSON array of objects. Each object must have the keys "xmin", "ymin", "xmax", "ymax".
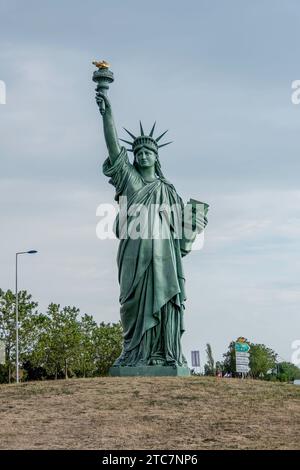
[{"xmin": 96, "ymin": 91, "xmax": 121, "ymax": 164}]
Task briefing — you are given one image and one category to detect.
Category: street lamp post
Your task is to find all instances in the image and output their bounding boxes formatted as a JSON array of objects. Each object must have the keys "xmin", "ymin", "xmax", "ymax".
[{"xmin": 15, "ymin": 250, "xmax": 38, "ymax": 383}]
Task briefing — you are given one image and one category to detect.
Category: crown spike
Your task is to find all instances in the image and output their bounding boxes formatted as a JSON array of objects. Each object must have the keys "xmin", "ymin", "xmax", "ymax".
[
  {"xmin": 123, "ymin": 127, "xmax": 136, "ymax": 140},
  {"xmin": 158, "ymin": 141, "xmax": 173, "ymax": 148},
  {"xmin": 149, "ymin": 121, "xmax": 156, "ymax": 137},
  {"xmin": 119, "ymin": 138, "xmax": 133, "ymax": 146},
  {"xmin": 139, "ymin": 121, "xmax": 145, "ymax": 136},
  {"xmin": 156, "ymin": 129, "xmax": 168, "ymax": 142}
]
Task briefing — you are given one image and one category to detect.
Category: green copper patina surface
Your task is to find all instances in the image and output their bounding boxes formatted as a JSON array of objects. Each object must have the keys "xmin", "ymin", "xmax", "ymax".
[
  {"xmin": 110, "ymin": 365, "xmax": 191, "ymax": 377},
  {"xmin": 93, "ymin": 62, "xmax": 208, "ymax": 376}
]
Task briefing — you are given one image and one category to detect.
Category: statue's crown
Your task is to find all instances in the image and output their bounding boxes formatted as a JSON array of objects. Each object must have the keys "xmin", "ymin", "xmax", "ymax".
[{"xmin": 120, "ymin": 122, "xmax": 172, "ymax": 154}]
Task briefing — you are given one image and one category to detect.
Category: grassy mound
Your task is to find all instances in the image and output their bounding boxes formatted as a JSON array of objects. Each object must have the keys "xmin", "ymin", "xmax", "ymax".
[{"xmin": 0, "ymin": 376, "xmax": 299, "ymax": 449}]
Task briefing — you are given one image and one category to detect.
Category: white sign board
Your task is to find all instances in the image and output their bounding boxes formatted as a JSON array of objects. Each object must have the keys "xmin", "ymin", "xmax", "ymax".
[
  {"xmin": 236, "ymin": 357, "xmax": 250, "ymax": 365},
  {"xmin": 236, "ymin": 364, "xmax": 250, "ymax": 373},
  {"xmin": 0, "ymin": 341, "xmax": 5, "ymax": 365},
  {"xmin": 235, "ymin": 341, "xmax": 250, "ymax": 374},
  {"xmin": 236, "ymin": 352, "xmax": 250, "ymax": 358}
]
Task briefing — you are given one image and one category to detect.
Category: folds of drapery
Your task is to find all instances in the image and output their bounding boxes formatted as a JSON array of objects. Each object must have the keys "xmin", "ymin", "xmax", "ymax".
[
  {"xmin": 103, "ymin": 148, "xmax": 187, "ymax": 355},
  {"xmin": 117, "ymin": 180, "xmax": 187, "ymax": 352}
]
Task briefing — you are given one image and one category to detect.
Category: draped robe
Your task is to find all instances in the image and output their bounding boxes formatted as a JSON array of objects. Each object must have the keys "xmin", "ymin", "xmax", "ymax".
[{"xmin": 103, "ymin": 147, "xmax": 187, "ymax": 367}]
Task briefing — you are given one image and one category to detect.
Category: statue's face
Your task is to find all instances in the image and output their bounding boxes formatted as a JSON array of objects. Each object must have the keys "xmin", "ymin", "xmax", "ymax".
[{"xmin": 135, "ymin": 147, "xmax": 157, "ymax": 168}]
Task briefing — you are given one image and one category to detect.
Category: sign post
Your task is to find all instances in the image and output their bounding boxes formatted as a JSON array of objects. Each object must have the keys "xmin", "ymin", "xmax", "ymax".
[{"xmin": 235, "ymin": 337, "xmax": 250, "ymax": 376}]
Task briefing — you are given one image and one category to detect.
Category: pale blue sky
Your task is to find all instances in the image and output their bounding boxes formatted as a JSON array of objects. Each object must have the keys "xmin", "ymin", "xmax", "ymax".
[{"xmin": 1, "ymin": 0, "xmax": 300, "ymax": 366}]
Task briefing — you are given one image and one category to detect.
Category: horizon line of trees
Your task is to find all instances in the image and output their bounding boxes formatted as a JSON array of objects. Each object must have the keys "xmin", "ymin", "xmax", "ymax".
[
  {"xmin": 1, "ymin": 288, "xmax": 299, "ymax": 384},
  {"xmin": 0, "ymin": 288, "xmax": 123, "ymax": 383},
  {"xmin": 203, "ymin": 341, "xmax": 300, "ymax": 382}
]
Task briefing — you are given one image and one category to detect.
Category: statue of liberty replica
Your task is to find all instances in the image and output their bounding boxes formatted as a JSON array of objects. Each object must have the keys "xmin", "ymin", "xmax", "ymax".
[{"xmin": 93, "ymin": 61, "xmax": 208, "ymax": 376}]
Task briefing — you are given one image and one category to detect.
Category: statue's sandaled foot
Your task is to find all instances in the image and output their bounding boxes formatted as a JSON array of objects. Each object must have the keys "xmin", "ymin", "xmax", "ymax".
[{"xmin": 149, "ymin": 358, "xmax": 165, "ymax": 366}]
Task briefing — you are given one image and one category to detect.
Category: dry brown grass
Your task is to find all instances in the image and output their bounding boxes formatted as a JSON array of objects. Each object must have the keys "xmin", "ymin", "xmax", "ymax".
[{"xmin": 0, "ymin": 376, "xmax": 299, "ymax": 450}]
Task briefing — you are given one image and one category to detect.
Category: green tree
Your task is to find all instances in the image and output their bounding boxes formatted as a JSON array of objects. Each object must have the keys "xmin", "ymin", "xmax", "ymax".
[
  {"xmin": 30, "ymin": 304, "xmax": 82, "ymax": 379},
  {"xmin": 94, "ymin": 322, "xmax": 123, "ymax": 376},
  {"xmin": 216, "ymin": 360, "xmax": 224, "ymax": 374},
  {"xmin": 223, "ymin": 341, "xmax": 236, "ymax": 374},
  {"xmin": 249, "ymin": 343, "xmax": 277, "ymax": 378},
  {"xmin": 204, "ymin": 343, "xmax": 215, "ymax": 376},
  {"xmin": 276, "ymin": 362, "xmax": 300, "ymax": 382},
  {"xmin": 1, "ymin": 288, "xmax": 125, "ymax": 382},
  {"xmin": 75, "ymin": 314, "xmax": 98, "ymax": 377},
  {"xmin": 223, "ymin": 339, "xmax": 277, "ymax": 379},
  {"xmin": 21, "ymin": 312, "xmax": 50, "ymax": 381},
  {"xmin": 0, "ymin": 289, "xmax": 38, "ymax": 382}
]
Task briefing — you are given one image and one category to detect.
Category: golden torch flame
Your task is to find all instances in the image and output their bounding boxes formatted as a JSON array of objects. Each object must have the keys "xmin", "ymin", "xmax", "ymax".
[{"xmin": 92, "ymin": 60, "xmax": 110, "ymax": 69}]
